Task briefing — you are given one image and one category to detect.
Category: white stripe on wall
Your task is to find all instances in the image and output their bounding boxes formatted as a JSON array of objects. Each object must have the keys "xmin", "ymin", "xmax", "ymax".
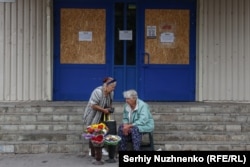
[
  {"xmin": 0, "ymin": 0, "xmax": 52, "ymax": 101},
  {"xmin": 199, "ymin": 0, "xmax": 250, "ymax": 101}
]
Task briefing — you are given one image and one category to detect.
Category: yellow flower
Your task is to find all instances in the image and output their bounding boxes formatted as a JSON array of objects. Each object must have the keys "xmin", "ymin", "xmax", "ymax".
[{"xmin": 84, "ymin": 123, "xmax": 108, "ymax": 136}]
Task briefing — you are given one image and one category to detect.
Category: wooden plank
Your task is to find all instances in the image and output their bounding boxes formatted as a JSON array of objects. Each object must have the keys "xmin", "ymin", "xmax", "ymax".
[
  {"xmin": 60, "ymin": 8, "xmax": 106, "ymax": 64},
  {"xmin": 145, "ymin": 9, "xmax": 189, "ymax": 64}
]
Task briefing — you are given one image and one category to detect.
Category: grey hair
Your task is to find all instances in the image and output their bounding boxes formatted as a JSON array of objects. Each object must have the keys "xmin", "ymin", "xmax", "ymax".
[{"xmin": 123, "ymin": 89, "xmax": 138, "ymax": 99}]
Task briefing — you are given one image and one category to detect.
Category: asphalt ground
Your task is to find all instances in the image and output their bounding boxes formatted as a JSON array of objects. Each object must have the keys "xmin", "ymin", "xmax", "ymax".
[{"xmin": 0, "ymin": 153, "xmax": 118, "ymax": 167}]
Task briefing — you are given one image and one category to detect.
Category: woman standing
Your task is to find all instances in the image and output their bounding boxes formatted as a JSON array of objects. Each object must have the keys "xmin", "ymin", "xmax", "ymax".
[
  {"xmin": 83, "ymin": 77, "xmax": 116, "ymax": 125},
  {"xmin": 83, "ymin": 77, "xmax": 117, "ymax": 164}
]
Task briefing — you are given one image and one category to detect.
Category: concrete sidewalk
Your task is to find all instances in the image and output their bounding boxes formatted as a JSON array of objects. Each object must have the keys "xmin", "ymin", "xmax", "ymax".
[{"xmin": 0, "ymin": 153, "xmax": 118, "ymax": 167}]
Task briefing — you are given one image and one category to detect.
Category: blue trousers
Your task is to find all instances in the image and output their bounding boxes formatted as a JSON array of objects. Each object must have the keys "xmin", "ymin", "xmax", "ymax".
[{"xmin": 118, "ymin": 125, "xmax": 142, "ymax": 151}]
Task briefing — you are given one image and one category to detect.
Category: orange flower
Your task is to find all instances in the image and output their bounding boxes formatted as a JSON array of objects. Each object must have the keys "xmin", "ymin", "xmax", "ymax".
[{"xmin": 98, "ymin": 124, "xmax": 103, "ymax": 129}]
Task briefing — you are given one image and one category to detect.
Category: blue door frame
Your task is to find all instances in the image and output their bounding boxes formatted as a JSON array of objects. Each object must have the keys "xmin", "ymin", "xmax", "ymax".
[
  {"xmin": 53, "ymin": 0, "xmax": 114, "ymax": 100},
  {"xmin": 137, "ymin": 1, "xmax": 197, "ymax": 101},
  {"xmin": 53, "ymin": 0, "xmax": 196, "ymax": 101}
]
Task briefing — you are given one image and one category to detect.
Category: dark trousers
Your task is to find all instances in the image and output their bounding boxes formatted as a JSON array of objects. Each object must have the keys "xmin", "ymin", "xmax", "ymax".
[{"xmin": 118, "ymin": 125, "xmax": 142, "ymax": 151}]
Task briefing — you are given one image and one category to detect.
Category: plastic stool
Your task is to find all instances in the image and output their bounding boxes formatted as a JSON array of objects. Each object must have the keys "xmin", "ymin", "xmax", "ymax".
[{"xmin": 140, "ymin": 132, "xmax": 154, "ymax": 151}]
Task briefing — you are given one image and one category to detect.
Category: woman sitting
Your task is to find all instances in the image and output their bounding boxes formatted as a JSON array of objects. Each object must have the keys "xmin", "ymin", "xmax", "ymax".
[{"xmin": 118, "ymin": 89, "xmax": 154, "ymax": 151}]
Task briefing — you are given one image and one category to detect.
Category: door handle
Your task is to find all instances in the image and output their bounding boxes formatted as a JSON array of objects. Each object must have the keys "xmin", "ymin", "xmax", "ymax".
[{"xmin": 144, "ymin": 52, "xmax": 150, "ymax": 65}]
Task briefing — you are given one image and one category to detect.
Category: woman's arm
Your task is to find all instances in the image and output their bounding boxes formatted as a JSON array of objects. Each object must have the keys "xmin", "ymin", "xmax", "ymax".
[{"xmin": 92, "ymin": 104, "xmax": 110, "ymax": 114}]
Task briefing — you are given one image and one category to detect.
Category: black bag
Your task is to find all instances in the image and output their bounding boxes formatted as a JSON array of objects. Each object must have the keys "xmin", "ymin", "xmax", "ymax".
[
  {"xmin": 105, "ymin": 120, "xmax": 117, "ymax": 135},
  {"xmin": 104, "ymin": 107, "xmax": 117, "ymax": 135},
  {"xmin": 104, "ymin": 108, "xmax": 118, "ymax": 162}
]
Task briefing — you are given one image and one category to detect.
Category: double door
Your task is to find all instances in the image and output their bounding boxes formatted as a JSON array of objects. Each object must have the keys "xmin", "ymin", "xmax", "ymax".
[{"xmin": 53, "ymin": 0, "xmax": 196, "ymax": 101}]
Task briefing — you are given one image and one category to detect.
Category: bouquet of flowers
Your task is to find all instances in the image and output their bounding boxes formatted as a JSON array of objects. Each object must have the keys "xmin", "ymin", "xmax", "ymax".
[
  {"xmin": 91, "ymin": 134, "xmax": 105, "ymax": 147},
  {"xmin": 82, "ymin": 123, "xmax": 108, "ymax": 147}
]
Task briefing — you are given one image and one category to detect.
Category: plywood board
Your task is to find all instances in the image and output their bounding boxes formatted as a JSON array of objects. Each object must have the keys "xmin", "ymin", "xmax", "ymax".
[
  {"xmin": 145, "ymin": 9, "xmax": 190, "ymax": 64},
  {"xmin": 60, "ymin": 8, "xmax": 106, "ymax": 64}
]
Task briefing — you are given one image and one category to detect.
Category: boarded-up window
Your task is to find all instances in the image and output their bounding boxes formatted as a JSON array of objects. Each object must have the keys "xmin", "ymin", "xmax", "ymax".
[
  {"xmin": 145, "ymin": 9, "xmax": 190, "ymax": 64},
  {"xmin": 60, "ymin": 9, "xmax": 106, "ymax": 64}
]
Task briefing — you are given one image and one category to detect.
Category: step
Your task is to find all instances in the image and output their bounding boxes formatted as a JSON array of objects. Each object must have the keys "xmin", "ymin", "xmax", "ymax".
[
  {"xmin": 0, "ymin": 141, "xmax": 84, "ymax": 153},
  {"xmin": 159, "ymin": 141, "xmax": 250, "ymax": 151},
  {"xmin": 153, "ymin": 131, "xmax": 250, "ymax": 141},
  {"xmin": 0, "ymin": 130, "xmax": 81, "ymax": 141},
  {"xmin": 0, "ymin": 123, "xmax": 83, "ymax": 132},
  {"xmin": 2, "ymin": 114, "xmax": 248, "ymax": 125},
  {"xmin": 1, "ymin": 129, "xmax": 248, "ymax": 143},
  {"xmin": 1, "ymin": 122, "xmax": 248, "ymax": 132},
  {"xmin": 1, "ymin": 101, "xmax": 250, "ymax": 153},
  {"xmin": 1, "ymin": 101, "xmax": 249, "ymax": 113},
  {"xmin": 154, "ymin": 122, "xmax": 250, "ymax": 132}
]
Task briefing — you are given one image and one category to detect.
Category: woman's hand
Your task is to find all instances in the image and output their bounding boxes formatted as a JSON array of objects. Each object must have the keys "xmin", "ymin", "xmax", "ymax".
[
  {"xmin": 122, "ymin": 124, "xmax": 132, "ymax": 136},
  {"xmin": 103, "ymin": 108, "xmax": 110, "ymax": 114}
]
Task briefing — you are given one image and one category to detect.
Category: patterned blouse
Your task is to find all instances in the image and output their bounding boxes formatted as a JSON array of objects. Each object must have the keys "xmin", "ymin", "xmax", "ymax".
[{"xmin": 83, "ymin": 86, "xmax": 113, "ymax": 126}]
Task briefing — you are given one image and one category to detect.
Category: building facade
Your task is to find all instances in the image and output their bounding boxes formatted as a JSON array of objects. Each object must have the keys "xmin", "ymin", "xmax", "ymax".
[{"xmin": 0, "ymin": 0, "xmax": 250, "ymax": 102}]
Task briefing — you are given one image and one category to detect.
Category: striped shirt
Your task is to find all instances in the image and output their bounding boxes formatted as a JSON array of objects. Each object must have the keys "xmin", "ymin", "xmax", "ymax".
[{"xmin": 83, "ymin": 86, "xmax": 113, "ymax": 125}]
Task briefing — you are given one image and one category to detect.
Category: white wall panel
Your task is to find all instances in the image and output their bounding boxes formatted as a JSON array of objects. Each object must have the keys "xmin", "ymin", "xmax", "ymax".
[
  {"xmin": 10, "ymin": 2, "xmax": 17, "ymax": 100},
  {"xmin": 4, "ymin": 2, "xmax": 12, "ymax": 100},
  {"xmin": 0, "ymin": 0, "xmax": 52, "ymax": 101},
  {"xmin": 244, "ymin": 0, "xmax": 250, "ymax": 99},
  {"xmin": 16, "ymin": 0, "xmax": 24, "ymax": 100},
  {"xmin": 23, "ymin": 0, "xmax": 31, "ymax": 100},
  {"xmin": 198, "ymin": 0, "xmax": 250, "ymax": 101},
  {"xmin": 0, "ymin": 3, "xmax": 4, "ymax": 100}
]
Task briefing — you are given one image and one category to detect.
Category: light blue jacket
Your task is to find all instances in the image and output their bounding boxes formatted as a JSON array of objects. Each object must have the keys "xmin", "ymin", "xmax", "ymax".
[{"xmin": 122, "ymin": 99, "xmax": 154, "ymax": 132}]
